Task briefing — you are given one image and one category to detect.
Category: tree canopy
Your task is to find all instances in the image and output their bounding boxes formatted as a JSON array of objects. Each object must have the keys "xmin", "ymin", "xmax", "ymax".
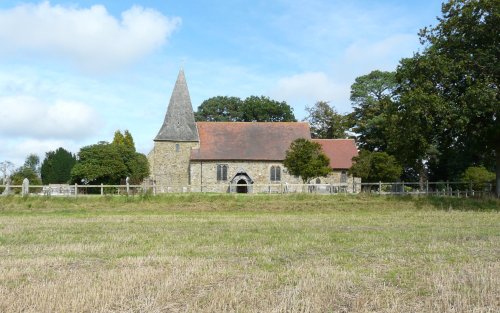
[
  {"xmin": 394, "ymin": 0, "xmax": 499, "ymax": 191},
  {"xmin": 349, "ymin": 70, "xmax": 397, "ymax": 151},
  {"xmin": 349, "ymin": 150, "xmax": 402, "ymax": 183},
  {"xmin": 283, "ymin": 138, "xmax": 331, "ymax": 183},
  {"xmin": 71, "ymin": 131, "xmax": 149, "ymax": 185},
  {"xmin": 305, "ymin": 101, "xmax": 349, "ymax": 139},
  {"xmin": 40, "ymin": 147, "xmax": 77, "ymax": 184},
  {"xmin": 195, "ymin": 95, "xmax": 296, "ymax": 122},
  {"xmin": 346, "ymin": 0, "xmax": 499, "ymax": 193}
]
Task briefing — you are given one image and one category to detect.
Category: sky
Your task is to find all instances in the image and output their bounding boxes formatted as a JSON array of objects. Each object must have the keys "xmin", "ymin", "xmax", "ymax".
[{"xmin": 0, "ymin": 0, "xmax": 444, "ymax": 168}]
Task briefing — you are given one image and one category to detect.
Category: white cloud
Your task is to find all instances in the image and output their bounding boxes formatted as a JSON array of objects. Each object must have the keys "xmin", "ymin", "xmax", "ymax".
[
  {"xmin": 0, "ymin": 96, "xmax": 101, "ymax": 139},
  {"xmin": 0, "ymin": 138, "xmax": 81, "ymax": 168},
  {"xmin": 0, "ymin": 1, "xmax": 181, "ymax": 71}
]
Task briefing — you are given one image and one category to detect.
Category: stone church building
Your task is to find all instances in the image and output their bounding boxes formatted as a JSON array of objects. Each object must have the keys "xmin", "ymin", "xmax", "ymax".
[{"xmin": 148, "ymin": 70, "xmax": 360, "ymax": 193}]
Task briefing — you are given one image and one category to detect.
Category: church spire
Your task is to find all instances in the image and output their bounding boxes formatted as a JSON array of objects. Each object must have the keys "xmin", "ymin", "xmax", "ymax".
[{"xmin": 154, "ymin": 69, "xmax": 199, "ymax": 142}]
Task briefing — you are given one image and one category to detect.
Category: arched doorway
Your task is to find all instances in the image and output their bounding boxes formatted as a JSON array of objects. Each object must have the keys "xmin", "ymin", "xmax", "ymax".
[
  {"xmin": 236, "ymin": 179, "xmax": 248, "ymax": 193},
  {"xmin": 230, "ymin": 170, "xmax": 253, "ymax": 193}
]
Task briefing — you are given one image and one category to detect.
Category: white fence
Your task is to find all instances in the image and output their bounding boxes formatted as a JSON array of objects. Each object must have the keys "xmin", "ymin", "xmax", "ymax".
[{"xmin": 0, "ymin": 180, "xmax": 497, "ymax": 197}]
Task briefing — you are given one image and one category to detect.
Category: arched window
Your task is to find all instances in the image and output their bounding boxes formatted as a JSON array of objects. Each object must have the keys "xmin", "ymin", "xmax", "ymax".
[
  {"xmin": 175, "ymin": 144, "xmax": 180, "ymax": 152},
  {"xmin": 340, "ymin": 170, "xmax": 347, "ymax": 183},
  {"xmin": 217, "ymin": 164, "xmax": 228, "ymax": 181},
  {"xmin": 270, "ymin": 166, "xmax": 281, "ymax": 182}
]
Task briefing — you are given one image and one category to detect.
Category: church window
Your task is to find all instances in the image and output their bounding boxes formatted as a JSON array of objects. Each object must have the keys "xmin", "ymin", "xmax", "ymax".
[
  {"xmin": 217, "ymin": 164, "xmax": 228, "ymax": 181},
  {"xmin": 175, "ymin": 144, "xmax": 180, "ymax": 152},
  {"xmin": 341, "ymin": 170, "xmax": 347, "ymax": 183},
  {"xmin": 270, "ymin": 166, "xmax": 281, "ymax": 182}
]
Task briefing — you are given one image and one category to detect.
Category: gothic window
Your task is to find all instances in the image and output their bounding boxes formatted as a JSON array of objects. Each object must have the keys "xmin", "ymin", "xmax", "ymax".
[
  {"xmin": 341, "ymin": 170, "xmax": 347, "ymax": 183},
  {"xmin": 270, "ymin": 166, "xmax": 281, "ymax": 182},
  {"xmin": 217, "ymin": 164, "xmax": 228, "ymax": 181}
]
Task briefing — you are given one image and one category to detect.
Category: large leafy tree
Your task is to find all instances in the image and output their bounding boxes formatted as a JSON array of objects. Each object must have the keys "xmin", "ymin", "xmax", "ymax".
[
  {"xmin": 72, "ymin": 131, "xmax": 149, "ymax": 185},
  {"xmin": 40, "ymin": 147, "xmax": 77, "ymax": 184},
  {"xmin": 395, "ymin": 0, "xmax": 499, "ymax": 194},
  {"xmin": 283, "ymin": 138, "xmax": 331, "ymax": 183},
  {"xmin": 241, "ymin": 96, "xmax": 296, "ymax": 122},
  {"xmin": 71, "ymin": 143, "xmax": 128, "ymax": 184},
  {"xmin": 195, "ymin": 96, "xmax": 243, "ymax": 121},
  {"xmin": 349, "ymin": 70, "xmax": 397, "ymax": 151},
  {"xmin": 305, "ymin": 101, "xmax": 349, "ymax": 139},
  {"xmin": 195, "ymin": 95, "xmax": 296, "ymax": 122},
  {"xmin": 349, "ymin": 150, "xmax": 402, "ymax": 183}
]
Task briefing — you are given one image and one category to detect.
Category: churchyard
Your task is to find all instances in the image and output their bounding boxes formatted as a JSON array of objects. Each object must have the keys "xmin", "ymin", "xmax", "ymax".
[{"xmin": 0, "ymin": 194, "xmax": 498, "ymax": 312}]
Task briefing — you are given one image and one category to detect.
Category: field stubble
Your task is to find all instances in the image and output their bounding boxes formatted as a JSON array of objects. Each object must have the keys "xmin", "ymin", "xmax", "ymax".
[{"xmin": 0, "ymin": 194, "xmax": 498, "ymax": 312}]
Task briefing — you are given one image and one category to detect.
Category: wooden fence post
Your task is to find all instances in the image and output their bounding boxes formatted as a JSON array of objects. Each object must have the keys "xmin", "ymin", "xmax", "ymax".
[
  {"xmin": 75, "ymin": 183, "xmax": 78, "ymax": 197},
  {"xmin": 379, "ymin": 181, "xmax": 382, "ymax": 195},
  {"xmin": 101, "ymin": 183, "xmax": 104, "ymax": 196}
]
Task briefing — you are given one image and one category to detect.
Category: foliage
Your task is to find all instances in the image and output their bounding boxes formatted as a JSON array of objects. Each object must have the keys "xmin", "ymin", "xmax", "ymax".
[
  {"xmin": 241, "ymin": 96, "xmax": 296, "ymax": 122},
  {"xmin": 195, "ymin": 96, "xmax": 244, "ymax": 121},
  {"xmin": 283, "ymin": 138, "xmax": 331, "ymax": 183},
  {"xmin": 71, "ymin": 130, "xmax": 149, "ymax": 185},
  {"xmin": 305, "ymin": 101, "xmax": 349, "ymax": 139},
  {"xmin": 40, "ymin": 147, "xmax": 77, "ymax": 184},
  {"xmin": 195, "ymin": 95, "xmax": 296, "ymax": 122},
  {"xmin": 350, "ymin": 150, "xmax": 402, "ymax": 183},
  {"xmin": 394, "ymin": 0, "xmax": 499, "ymax": 192},
  {"xmin": 123, "ymin": 130, "xmax": 135, "ymax": 151},
  {"xmin": 112, "ymin": 130, "xmax": 125, "ymax": 146},
  {"xmin": 461, "ymin": 166, "xmax": 495, "ymax": 190},
  {"xmin": 349, "ymin": 70, "xmax": 397, "ymax": 151},
  {"xmin": 71, "ymin": 143, "xmax": 128, "ymax": 185},
  {"xmin": 24, "ymin": 154, "xmax": 41, "ymax": 175},
  {"xmin": 10, "ymin": 154, "xmax": 43, "ymax": 186}
]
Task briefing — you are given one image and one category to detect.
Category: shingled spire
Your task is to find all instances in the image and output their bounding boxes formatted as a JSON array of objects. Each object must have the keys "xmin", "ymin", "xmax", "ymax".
[{"xmin": 154, "ymin": 69, "xmax": 199, "ymax": 141}]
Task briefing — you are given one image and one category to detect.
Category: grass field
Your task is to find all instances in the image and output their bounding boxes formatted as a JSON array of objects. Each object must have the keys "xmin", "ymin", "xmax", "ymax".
[{"xmin": 0, "ymin": 194, "xmax": 499, "ymax": 312}]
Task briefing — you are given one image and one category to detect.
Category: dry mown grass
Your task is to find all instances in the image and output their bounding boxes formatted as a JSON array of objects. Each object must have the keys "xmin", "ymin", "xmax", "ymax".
[{"xmin": 0, "ymin": 194, "xmax": 499, "ymax": 312}]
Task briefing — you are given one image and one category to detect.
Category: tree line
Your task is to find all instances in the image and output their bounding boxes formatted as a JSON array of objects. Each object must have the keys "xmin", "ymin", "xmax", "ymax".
[
  {"xmin": 0, "ymin": 130, "xmax": 150, "ymax": 188},
  {"xmin": 194, "ymin": 0, "xmax": 498, "ymax": 193}
]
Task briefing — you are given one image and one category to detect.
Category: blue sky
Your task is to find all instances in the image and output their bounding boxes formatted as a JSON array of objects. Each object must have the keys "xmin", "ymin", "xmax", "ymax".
[{"xmin": 0, "ymin": 0, "xmax": 443, "ymax": 167}]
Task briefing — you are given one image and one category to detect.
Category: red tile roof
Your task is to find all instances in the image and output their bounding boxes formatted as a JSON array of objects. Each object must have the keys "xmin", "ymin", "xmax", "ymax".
[
  {"xmin": 191, "ymin": 122, "xmax": 311, "ymax": 161},
  {"xmin": 313, "ymin": 139, "xmax": 358, "ymax": 169}
]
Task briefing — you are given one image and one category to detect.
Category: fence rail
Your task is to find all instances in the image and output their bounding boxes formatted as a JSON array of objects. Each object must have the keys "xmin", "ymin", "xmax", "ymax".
[{"xmin": 0, "ymin": 180, "xmax": 497, "ymax": 198}]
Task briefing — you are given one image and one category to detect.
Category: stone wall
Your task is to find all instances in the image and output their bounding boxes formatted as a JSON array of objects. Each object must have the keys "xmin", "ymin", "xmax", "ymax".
[
  {"xmin": 189, "ymin": 161, "xmax": 361, "ymax": 193},
  {"xmin": 150, "ymin": 141, "xmax": 199, "ymax": 192}
]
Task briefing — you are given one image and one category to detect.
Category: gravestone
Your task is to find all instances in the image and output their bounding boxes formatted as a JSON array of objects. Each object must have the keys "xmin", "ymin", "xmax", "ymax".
[
  {"xmin": 22, "ymin": 178, "xmax": 29, "ymax": 196},
  {"xmin": 2, "ymin": 177, "xmax": 11, "ymax": 195}
]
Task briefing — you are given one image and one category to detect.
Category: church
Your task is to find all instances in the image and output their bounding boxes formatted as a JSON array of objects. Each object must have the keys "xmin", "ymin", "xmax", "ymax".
[{"xmin": 148, "ymin": 70, "xmax": 360, "ymax": 193}]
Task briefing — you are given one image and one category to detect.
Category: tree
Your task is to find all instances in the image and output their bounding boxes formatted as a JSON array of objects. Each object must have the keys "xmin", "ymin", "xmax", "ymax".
[
  {"xmin": 283, "ymin": 138, "xmax": 331, "ymax": 183},
  {"xmin": 461, "ymin": 166, "xmax": 495, "ymax": 190},
  {"xmin": 195, "ymin": 95, "xmax": 296, "ymax": 122},
  {"xmin": 349, "ymin": 150, "xmax": 402, "ymax": 183},
  {"xmin": 349, "ymin": 70, "xmax": 397, "ymax": 151},
  {"xmin": 24, "ymin": 154, "xmax": 40, "ymax": 175},
  {"xmin": 112, "ymin": 130, "xmax": 125, "ymax": 146},
  {"xmin": 71, "ymin": 143, "xmax": 128, "ymax": 185},
  {"xmin": 10, "ymin": 154, "xmax": 43, "ymax": 186},
  {"xmin": 123, "ymin": 130, "xmax": 135, "ymax": 151},
  {"xmin": 241, "ymin": 96, "xmax": 296, "ymax": 122},
  {"xmin": 305, "ymin": 101, "xmax": 349, "ymax": 139},
  {"xmin": 72, "ymin": 130, "xmax": 150, "ymax": 185},
  {"xmin": 195, "ymin": 96, "xmax": 243, "ymax": 121},
  {"xmin": 394, "ymin": 0, "xmax": 499, "ymax": 195},
  {"xmin": 40, "ymin": 147, "xmax": 77, "ymax": 184}
]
